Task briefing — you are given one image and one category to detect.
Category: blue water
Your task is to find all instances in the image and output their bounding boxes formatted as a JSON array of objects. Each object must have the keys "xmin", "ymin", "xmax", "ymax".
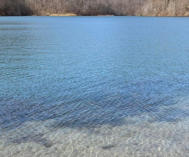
[{"xmin": 1, "ymin": 17, "xmax": 189, "ymax": 132}]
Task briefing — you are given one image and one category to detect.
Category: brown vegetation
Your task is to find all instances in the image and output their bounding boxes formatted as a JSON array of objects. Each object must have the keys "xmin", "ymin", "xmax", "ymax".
[
  {"xmin": 0, "ymin": 0, "xmax": 189, "ymax": 16},
  {"xmin": 0, "ymin": 0, "xmax": 33, "ymax": 16}
]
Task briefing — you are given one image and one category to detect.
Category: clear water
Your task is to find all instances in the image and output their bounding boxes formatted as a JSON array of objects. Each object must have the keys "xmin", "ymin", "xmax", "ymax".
[{"xmin": 0, "ymin": 17, "xmax": 189, "ymax": 156}]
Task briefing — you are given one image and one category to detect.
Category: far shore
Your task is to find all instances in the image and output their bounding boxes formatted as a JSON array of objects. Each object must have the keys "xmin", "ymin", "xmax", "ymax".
[
  {"xmin": 1, "ymin": 12, "xmax": 189, "ymax": 17},
  {"xmin": 47, "ymin": 13, "xmax": 77, "ymax": 16},
  {"xmin": 42, "ymin": 13, "xmax": 115, "ymax": 16}
]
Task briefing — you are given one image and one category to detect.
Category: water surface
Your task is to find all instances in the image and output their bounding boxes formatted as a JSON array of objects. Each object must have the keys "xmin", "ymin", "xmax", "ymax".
[{"xmin": 0, "ymin": 17, "xmax": 189, "ymax": 157}]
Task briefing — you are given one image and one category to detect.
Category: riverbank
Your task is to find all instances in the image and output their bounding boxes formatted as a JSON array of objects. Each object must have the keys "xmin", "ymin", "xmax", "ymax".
[
  {"xmin": 1, "ymin": 12, "xmax": 189, "ymax": 17},
  {"xmin": 47, "ymin": 13, "xmax": 77, "ymax": 16},
  {"xmin": 1, "ymin": 0, "xmax": 189, "ymax": 17}
]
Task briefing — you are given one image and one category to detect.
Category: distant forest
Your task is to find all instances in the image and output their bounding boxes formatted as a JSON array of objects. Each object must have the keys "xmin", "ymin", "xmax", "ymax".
[{"xmin": 0, "ymin": 0, "xmax": 189, "ymax": 16}]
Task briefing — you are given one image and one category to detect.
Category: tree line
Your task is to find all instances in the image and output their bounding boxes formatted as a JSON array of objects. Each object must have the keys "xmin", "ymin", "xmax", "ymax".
[
  {"xmin": 0, "ymin": 0, "xmax": 33, "ymax": 16},
  {"xmin": 0, "ymin": 0, "xmax": 189, "ymax": 16}
]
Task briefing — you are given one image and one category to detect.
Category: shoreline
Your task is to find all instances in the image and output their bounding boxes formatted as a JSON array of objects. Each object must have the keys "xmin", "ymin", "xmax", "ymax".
[
  {"xmin": 0, "ymin": 10, "xmax": 189, "ymax": 17},
  {"xmin": 1, "ymin": 11, "xmax": 189, "ymax": 17},
  {"xmin": 1, "ymin": 14, "xmax": 189, "ymax": 17},
  {"xmin": 47, "ymin": 13, "xmax": 77, "ymax": 16}
]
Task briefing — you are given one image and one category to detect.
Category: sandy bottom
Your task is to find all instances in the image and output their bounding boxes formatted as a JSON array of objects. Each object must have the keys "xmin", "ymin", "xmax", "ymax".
[{"xmin": 1, "ymin": 99, "xmax": 189, "ymax": 157}]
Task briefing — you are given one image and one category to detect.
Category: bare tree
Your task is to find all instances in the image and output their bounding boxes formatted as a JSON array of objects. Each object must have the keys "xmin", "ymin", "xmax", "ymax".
[
  {"xmin": 0, "ymin": 0, "xmax": 33, "ymax": 16},
  {"xmin": 0, "ymin": 0, "xmax": 189, "ymax": 16}
]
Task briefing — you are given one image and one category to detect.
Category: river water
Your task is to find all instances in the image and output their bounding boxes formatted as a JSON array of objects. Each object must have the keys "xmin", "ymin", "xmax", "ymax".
[{"xmin": 0, "ymin": 17, "xmax": 189, "ymax": 156}]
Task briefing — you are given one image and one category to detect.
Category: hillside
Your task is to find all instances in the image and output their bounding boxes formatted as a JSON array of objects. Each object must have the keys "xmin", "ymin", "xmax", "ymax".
[{"xmin": 1, "ymin": 0, "xmax": 189, "ymax": 16}]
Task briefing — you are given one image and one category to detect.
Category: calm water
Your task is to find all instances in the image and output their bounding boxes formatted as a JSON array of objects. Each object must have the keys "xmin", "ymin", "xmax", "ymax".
[{"xmin": 0, "ymin": 17, "xmax": 189, "ymax": 156}]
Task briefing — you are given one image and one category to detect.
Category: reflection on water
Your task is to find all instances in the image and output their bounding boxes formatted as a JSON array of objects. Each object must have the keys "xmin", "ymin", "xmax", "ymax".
[{"xmin": 0, "ymin": 17, "xmax": 189, "ymax": 156}]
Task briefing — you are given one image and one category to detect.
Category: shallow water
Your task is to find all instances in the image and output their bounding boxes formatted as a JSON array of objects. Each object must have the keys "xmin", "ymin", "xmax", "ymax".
[{"xmin": 0, "ymin": 17, "xmax": 189, "ymax": 156}]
